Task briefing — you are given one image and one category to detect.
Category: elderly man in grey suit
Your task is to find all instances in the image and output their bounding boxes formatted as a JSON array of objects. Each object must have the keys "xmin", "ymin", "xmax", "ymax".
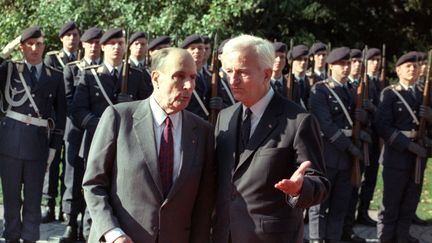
[
  {"xmin": 82, "ymin": 47, "xmax": 215, "ymax": 243},
  {"xmin": 212, "ymin": 34, "xmax": 330, "ymax": 243}
]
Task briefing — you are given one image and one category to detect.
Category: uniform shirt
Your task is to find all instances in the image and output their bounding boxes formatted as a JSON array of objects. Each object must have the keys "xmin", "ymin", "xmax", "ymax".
[
  {"xmin": 83, "ymin": 57, "xmax": 101, "ymax": 66},
  {"xmin": 129, "ymin": 57, "xmax": 145, "ymax": 68},
  {"xmin": 24, "ymin": 61, "xmax": 43, "ymax": 80}
]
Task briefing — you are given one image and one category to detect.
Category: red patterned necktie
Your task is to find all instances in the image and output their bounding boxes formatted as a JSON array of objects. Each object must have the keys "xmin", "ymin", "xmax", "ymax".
[{"xmin": 159, "ymin": 117, "xmax": 173, "ymax": 197}]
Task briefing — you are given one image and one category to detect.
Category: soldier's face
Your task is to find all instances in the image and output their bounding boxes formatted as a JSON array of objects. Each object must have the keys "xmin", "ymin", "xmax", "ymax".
[
  {"xmin": 82, "ymin": 39, "xmax": 101, "ymax": 60},
  {"xmin": 292, "ymin": 56, "xmax": 308, "ymax": 75},
  {"xmin": 102, "ymin": 37, "xmax": 125, "ymax": 65},
  {"xmin": 222, "ymin": 47, "xmax": 272, "ymax": 107},
  {"xmin": 186, "ymin": 43, "xmax": 205, "ymax": 68},
  {"xmin": 396, "ymin": 62, "xmax": 418, "ymax": 84},
  {"xmin": 350, "ymin": 58, "xmax": 362, "ymax": 76},
  {"xmin": 419, "ymin": 61, "xmax": 427, "ymax": 77},
  {"xmin": 129, "ymin": 38, "xmax": 148, "ymax": 60},
  {"xmin": 273, "ymin": 52, "xmax": 286, "ymax": 72},
  {"xmin": 152, "ymin": 51, "xmax": 196, "ymax": 114},
  {"xmin": 20, "ymin": 37, "xmax": 45, "ymax": 65},
  {"xmin": 330, "ymin": 60, "xmax": 350, "ymax": 81},
  {"xmin": 314, "ymin": 51, "xmax": 326, "ymax": 69},
  {"xmin": 60, "ymin": 29, "xmax": 80, "ymax": 52},
  {"xmin": 367, "ymin": 57, "xmax": 381, "ymax": 74}
]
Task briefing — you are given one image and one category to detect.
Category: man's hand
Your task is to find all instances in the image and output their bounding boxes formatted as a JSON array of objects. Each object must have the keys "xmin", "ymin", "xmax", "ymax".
[
  {"xmin": 274, "ymin": 161, "xmax": 311, "ymax": 196},
  {"xmin": 113, "ymin": 235, "xmax": 133, "ymax": 243},
  {"xmin": 1, "ymin": 36, "xmax": 21, "ymax": 59}
]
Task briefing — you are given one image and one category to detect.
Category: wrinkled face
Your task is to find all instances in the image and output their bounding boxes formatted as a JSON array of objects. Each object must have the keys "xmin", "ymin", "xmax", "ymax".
[
  {"xmin": 222, "ymin": 47, "xmax": 272, "ymax": 107},
  {"xmin": 129, "ymin": 37, "xmax": 148, "ymax": 60},
  {"xmin": 82, "ymin": 39, "xmax": 101, "ymax": 60},
  {"xmin": 152, "ymin": 52, "xmax": 197, "ymax": 114},
  {"xmin": 272, "ymin": 52, "xmax": 286, "ymax": 73},
  {"xmin": 186, "ymin": 43, "xmax": 205, "ymax": 68},
  {"xmin": 367, "ymin": 57, "xmax": 381, "ymax": 75},
  {"xmin": 292, "ymin": 56, "xmax": 308, "ymax": 75},
  {"xmin": 60, "ymin": 29, "xmax": 80, "ymax": 52},
  {"xmin": 350, "ymin": 58, "xmax": 362, "ymax": 76},
  {"xmin": 102, "ymin": 37, "xmax": 125, "ymax": 65},
  {"xmin": 314, "ymin": 51, "xmax": 327, "ymax": 69},
  {"xmin": 396, "ymin": 62, "xmax": 418, "ymax": 85},
  {"xmin": 330, "ymin": 60, "xmax": 351, "ymax": 81},
  {"xmin": 20, "ymin": 37, "xmax": 45, "ymax": 65}
]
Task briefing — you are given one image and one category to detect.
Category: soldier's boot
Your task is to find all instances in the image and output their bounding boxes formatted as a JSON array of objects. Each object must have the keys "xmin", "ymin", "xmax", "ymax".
[
  {"xmin": 59, "ymin": 214, "xmax": 78, "ymax": 243},
  {"xmin": 41, "ymin": 205, "xmax": 55, "ymax": 223},
  {"xmin": 356, "ymin": 203, "xmax": 377, "ymax": 226}
]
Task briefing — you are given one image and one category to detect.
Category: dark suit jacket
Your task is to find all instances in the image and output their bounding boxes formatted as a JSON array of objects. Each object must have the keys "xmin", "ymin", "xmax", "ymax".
[
  {"xmin": 213, "ymin": 93, "xmax": 329, "ymax": 243},
  {"xmin": 83, "ymin": 99, "xmax": 215, "ymax": 243}
]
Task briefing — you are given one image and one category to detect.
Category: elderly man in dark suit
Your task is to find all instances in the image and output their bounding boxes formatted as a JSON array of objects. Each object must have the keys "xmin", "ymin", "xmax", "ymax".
[
  {"xmin": 83, "ymin": 47, "xmax": 215, "ymax": 243},
  {"xmin": 212, "ymin": 34, "xmax": 329, "ymax": 243}
]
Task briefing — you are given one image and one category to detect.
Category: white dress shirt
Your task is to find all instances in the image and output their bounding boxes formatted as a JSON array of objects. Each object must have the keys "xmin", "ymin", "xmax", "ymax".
[{"xmin": 242, "ymin": 87, "xmax": 274, "ymax": 138}]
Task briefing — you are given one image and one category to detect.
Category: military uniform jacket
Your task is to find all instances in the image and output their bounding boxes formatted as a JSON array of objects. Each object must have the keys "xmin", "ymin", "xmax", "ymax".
[
  {"xmin": 44, "ymin": 49, "xmax": 74, "ymax": 70},
  {"xmin": 376, "ymin": 83, "xmax": 424, "ymax": 170},
  {"xmin": 70, "ymin": 64, "xmax": 153, "ymax": 156},
  {"xmin": 0, "ymin": 60, "xmax": 66, "ymax": 161},
  {"xmin": 186, "ymin": 70, "xmax": 211, "ymax": 119},
  {"xmin": 309, "ymin": 78, "xmax": 356, "ymax": 170}
]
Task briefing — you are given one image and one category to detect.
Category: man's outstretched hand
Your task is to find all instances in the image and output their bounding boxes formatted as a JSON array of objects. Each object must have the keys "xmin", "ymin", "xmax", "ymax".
[{"xmin": 274, "ymin": 161, "xmax": 311, "ymax": 196}]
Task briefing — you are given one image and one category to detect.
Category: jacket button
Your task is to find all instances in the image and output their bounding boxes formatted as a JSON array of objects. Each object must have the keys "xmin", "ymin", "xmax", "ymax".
[{"xmin": 152, "ymin": 226, "xmax": 158, "ymax": 231}]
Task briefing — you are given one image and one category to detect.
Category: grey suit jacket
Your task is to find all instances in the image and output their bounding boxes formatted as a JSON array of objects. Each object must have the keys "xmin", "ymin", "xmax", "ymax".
[
  {"xmin": 83, "ymin": 99, "xmax": 215, "ymax": 243},
  {"xmin": 213, "ymin": 93, "xmax": 329, "ymax": 243}
]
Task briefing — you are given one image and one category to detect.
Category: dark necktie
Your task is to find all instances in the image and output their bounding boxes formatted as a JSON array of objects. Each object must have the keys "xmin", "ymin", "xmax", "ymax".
[
  {"xmin": 241, "ymin": 108, "xmax": 252, "ymax": 148},
  {"xmin": 30, "ymin": 65, "xmax": 37, "ymax": 86},
  {"xmin": 274, "ymin": 81, "xmax": 283, "ymax": 94},
  {"xmin": 159, "ymin": 117, "xmax": 173, "ymax": 198},
  {"xmin": 111, "ymin": 68, "xmax": 119, "ymax": 83},
  {"xmin": 138, "ymin": 62, "xmax": 143, "ymax": 69},
  {"xmin": 69, "ymin": 53, "xmax": 76, "ymax": 62}
]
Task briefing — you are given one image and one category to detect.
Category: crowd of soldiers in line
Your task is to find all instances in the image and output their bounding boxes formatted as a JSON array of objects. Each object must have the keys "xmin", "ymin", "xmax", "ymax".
[{"xmin": 0, "ymin": 20, "xmax": 430, "ymax": 243}]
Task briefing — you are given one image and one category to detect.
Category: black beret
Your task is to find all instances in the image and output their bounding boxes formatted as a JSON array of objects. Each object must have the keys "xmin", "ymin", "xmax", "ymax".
[
  {"xmin": 366, "ymin": 48, "xmax": 381, "ymax": 60},
  {"xmin": 202, "ymin": 35, "xmax": 211, "ymax": 44},
  {"xmin": 396, "ymin": 51, "xmax": 419, "ymax": 66},
  {"xmin": 180, "ymin": 34, "xmax": 203, "ymax": 49},
  {"xmin": 288, "ymin": 45, "xmax": 309, "ymax": 60},
  {"xmin": 58, "ymin": 21, "xmax": 78, "ymax": 37},
  {"xmin": 129, "ymin": 31, "xmax": 147, "ymax": 45},
  {"xmin": 273, "ymin": 42, "xmax": 287, "ymax": 53},
  {"xmin": 148, "ymin": 35, "xmax": 171, "ymax": 51},
  {"xmin": 309, "ymin": 42, "xmax": 327, "ymax": 55},
  {"xmin": 350, "ymin": 49, "xmax": 362, "ymax": 59},
  {"xmin": 100, "ymin": 28, "xmax": 123, "ymax": 44},
  {"xmin": 417, "ymin": 51, "xmax": 427, "ymax": 62},
  {"xmin": 80, "ymin": 27, "xmax": 103, "ymax": 42},
  {"xmin": 326, "ymin": 47, "xmax": 351, "ymax": 64},
  {"xmin": 21, "ymin": 26, "xmax": 43, "ymax": 43}
]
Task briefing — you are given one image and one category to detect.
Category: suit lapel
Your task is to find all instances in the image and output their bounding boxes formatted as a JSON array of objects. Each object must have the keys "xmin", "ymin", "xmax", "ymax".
[
  {"xmin": 132, "ymin": 100, "xmax": 164, "ymax": 199},
  {"xmin": 164, "ymin": 111, "xmax": 198, "ymax": 202},
  {"xmin": 235, "ymin": 95, "xmax": 281, "ymax": 173}
]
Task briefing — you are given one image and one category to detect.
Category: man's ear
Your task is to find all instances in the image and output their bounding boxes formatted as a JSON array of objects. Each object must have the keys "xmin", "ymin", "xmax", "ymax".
[
  {"xmin": 264, "ymin": 68, "xmax": 272, "ymax": 82},
  {"xmin": 151, "ymin": 71, "xmax": 160, "ymax": 88}
]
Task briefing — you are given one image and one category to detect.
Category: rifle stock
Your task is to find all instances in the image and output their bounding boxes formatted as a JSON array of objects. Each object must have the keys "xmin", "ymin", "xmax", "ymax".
[
  {"xmin": 286, "ymin": 39, "xmax": 294, "ymax": 99},
  {"xmin": 379, "ymin": 44, "xmax": 386, "ymax": 90},
  {"xmin": 209, "ymin": 33, "xmax": 220, "ymax": 125}
]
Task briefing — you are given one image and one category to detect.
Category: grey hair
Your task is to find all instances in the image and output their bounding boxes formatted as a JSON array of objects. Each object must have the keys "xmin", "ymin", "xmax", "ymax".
[{"xmin": 222, "ymin": 34, "xmax": 275, "ymax": 69}]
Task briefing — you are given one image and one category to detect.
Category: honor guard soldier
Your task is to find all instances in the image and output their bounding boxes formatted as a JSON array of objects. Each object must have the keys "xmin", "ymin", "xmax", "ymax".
[
  {"xmin": 416, "ymin": 52, "xmax": 427, "ymax": 89},
  {"xmin": 60, "ymin": 26, "xmax": 103, "ymax": 242},
  {"xmin": 0, "ymin": 26, "xmax": 66, "ymax": 243},
  {"xmin": 309, "ymin": 42, "xmax": 328, "ymax": 82},
  {"xmin": 148, "ymin": 35, "xmax": 171, "ymax": 58},
  {"xmin": 308, "ymin": 47, "xmax": 370, "ymax": 243},
  {"xmin": 41, "ymin": 20, "xmax": 81, "ymax": 223},
  {"xmin": 376, "ymin": 52, "xmax": 427, "ymax": 243},
  {"xmin": 348, "ymin": 49, "xmax": 362, "ymax": 87},
  {"xmin": 288, "ymin": 44, "xmax": 311, "ymax": 110},
  {"xmin": 270, "ymin": 42, "xmax": 288, "ymax": 96},
  {"xmin": 128, "ymin": 31, "xmax": 152, "ymax": 90},
  {"xmin": 202, "ymin": 35, "xmax": 212, "ymax": 74},
  {"xmin": 70, "ymin": 28, "xmax": 153, "ymax": 163}
]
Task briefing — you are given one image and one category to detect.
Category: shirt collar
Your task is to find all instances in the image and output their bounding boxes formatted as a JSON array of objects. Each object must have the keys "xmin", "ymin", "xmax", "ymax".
[
  {"xmin": 84, "ymin": 57, "xmax": 100, "ymax": 65},
  {"xmin": 271, "ymin": 75, "xmax": 284, "ymax": 84},
  {"xmin": 62, "ymin": 49, "xmax": 77, "ymax": 59},
  {"xmin": 24, "ymin": 61, "xmax": 43, "ymax": 75},
  {"xmin": 149, "ymin": 95, "xmax": 181, "ymax": 130},
  {"xmin": 330, "ymin": 77, "xmax": 345, "ymax": 87},
  {"xmin": 130, "ymin": 57, "xmax": 144, "ymax": 67},
  {"xmin": 242, "ymin": 88, "xmax": 274, "ymax": 120},
  {"xmin": 399, "ymin": 81, "xmax": 415, "ymax": 91},
  {"xmin": 104, "ymin": 62, "xmax": 123, "ymax": 73}
]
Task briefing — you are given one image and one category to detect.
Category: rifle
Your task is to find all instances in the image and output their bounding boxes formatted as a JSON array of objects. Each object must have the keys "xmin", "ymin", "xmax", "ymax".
[
  {"xmin": 121, "ymin": 29, "xmax": 130, "ymax": 94},
  {"xmin": 414, "ymin": 50, "xmax": 432, "ymax": 184},
  {"xmin": 351, "ymin": 46, "xmax": 369, "ymax": 186},
  {"xmin": 286, "ymin": 39, "xmax": 294, "ymax": 99},
  {"xmin": 76, "ymin": 48, "xmax": 82, "ymax": 62},
  {"xmin": 379, "ymin": 44, "xmax": 386, "ymax": 90},
  {"xmin": 309, "ymin": 54, "xmax": 316, "ymax": 87},
  {"xmin": 208, "ymin": 33, "xmax": 220, "ymax": 125},
  {"xmin": 326, "ymin": 42, "xmax": 332, "ymax": 78}
]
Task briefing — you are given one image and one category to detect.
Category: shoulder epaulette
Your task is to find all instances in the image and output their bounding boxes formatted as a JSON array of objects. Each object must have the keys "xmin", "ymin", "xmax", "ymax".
[
  {"xmin": 83, "ymin": 64, "xmax": 102, "ymax": 70},
  {"xmin": 66, "ymin": 60, "xmax": 80, "ymax": 66},
  {"xmin": 46, "ymin": 50, "xmax": 60, "ymax": 56},
  {"xmin": 46, "ymin": 65, "xmax": 62, "ymax": 73},
  {"xmin": 13, "ymin": 61, "xmax": 25, "ymax": 73},
  {"xmin": 129, "ymin": 65, "xmax": 143, "ymax": 72}
]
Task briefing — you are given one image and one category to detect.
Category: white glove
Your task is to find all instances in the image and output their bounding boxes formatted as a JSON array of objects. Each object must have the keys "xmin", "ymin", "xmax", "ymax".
[
  {"xmin": 1, "ymin": 36, "xmax": 21, "ymax": 59},
  {"xmin": 46, "ymin": 148, "xmax": 56, "ymax": 170}
]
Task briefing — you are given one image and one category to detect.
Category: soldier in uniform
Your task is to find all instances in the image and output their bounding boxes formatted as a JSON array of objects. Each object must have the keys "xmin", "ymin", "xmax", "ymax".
[
  {"xmin": 376, "ymin": 52, "xmax": 427, "ymax": 243},
  {"xmin": 309, "ymin": 42, "xmax": 328, "ymax": 82},
  {"xmin": 0, "ymin": 26, "xmax": 66, "ymax": 243},
  {"xmin": 270, "ymin": 42, "xmax": 288, "ymax": 96},
  {"xmin": 148, "ymin": 35, "xmax": 171, "ymax": 58},
  {"xmin": 42, "ymin": 21, "xmax": 81, "ymax": 223},
  {"xmin": 348, "ymin": 49, "xmax": 362, "ymax": 87},
  {"xmin": 288, "ymin": 44, "xmax": 311, "ymax": 110},
  {"xmin": 128, "ymin": 31, "xmax": 152, "ymax": 86},
  {"xmin": 308, "ymin": 47, "xmax": 370, "ymax": 243},
  {"xmin": 202, "ymin": 35, "xmax": 212, "ymax": 73},
  {"xmin": 70, "ymin": 27, "xmax": 153, "ymax": 164},
  {"xmin": 60, "ymin": 26, "xmax": 103, "ymax": 242}
]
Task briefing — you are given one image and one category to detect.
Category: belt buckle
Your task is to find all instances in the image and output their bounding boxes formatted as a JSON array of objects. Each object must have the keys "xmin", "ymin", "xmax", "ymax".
[
  {"xmin": 24, "ymin": 116, "xmax": 32, "ymax": 125},
  {"xmin": 411, "ymin": 130, "xmax": 416, "ymax": 138}
]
